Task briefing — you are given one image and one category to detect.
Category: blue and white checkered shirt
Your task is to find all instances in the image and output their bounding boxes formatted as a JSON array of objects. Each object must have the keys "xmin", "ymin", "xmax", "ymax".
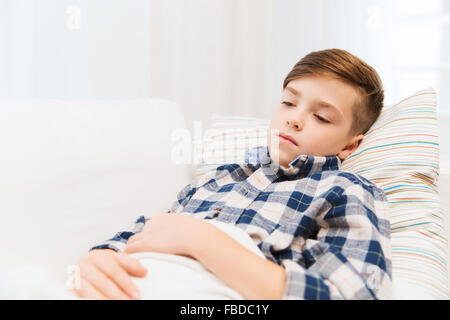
[{"xmin": 91, "ymin": 146, "xmax": 393, "ymax": 300}]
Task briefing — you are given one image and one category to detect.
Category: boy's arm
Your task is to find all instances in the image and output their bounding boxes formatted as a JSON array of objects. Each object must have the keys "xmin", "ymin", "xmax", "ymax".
[
  {"xmin": 188, "ymin": 222, "xmax": 287, "ymax": 300},
  {"xmin": 124, "ymin": 213, "xmax": 286, "ymax": 300}
]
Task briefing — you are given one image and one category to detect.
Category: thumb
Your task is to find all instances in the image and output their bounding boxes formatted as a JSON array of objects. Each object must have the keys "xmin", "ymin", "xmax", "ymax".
[{"xmin": 123, "ymin": 241, "xmax": 143, "ymax": 255}]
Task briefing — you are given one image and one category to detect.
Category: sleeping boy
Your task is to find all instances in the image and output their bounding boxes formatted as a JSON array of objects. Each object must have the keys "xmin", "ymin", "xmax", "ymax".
[{"xmin": 70, "ymin": 48, "xmax": 393, "ymax": 300}]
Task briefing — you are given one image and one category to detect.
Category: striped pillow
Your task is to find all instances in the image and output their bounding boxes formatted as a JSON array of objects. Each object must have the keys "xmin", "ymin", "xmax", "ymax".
[
  {"xmin": 194, "ymin": 87, "xmax": 449, "ymax": 299},
  {"xmin": 341, "ymin": 88, "xmax": 448, "ymax": 299}
]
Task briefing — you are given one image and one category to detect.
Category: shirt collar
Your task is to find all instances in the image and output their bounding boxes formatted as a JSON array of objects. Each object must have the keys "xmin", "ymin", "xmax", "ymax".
[{"xmin": 244, "ymin": 145, "xmax": 341, "ymax": 179}]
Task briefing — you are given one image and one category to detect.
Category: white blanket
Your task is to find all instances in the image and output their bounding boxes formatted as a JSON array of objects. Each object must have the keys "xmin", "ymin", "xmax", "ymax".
[{"xmin": 0, "ymin": 220, "xmax": 265, "ymax": 299}]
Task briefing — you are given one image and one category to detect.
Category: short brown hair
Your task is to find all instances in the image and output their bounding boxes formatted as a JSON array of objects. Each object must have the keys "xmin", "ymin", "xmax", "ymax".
[{"xmin": 283, "ymin": 48, "xmax": 384, "ymax": 136}]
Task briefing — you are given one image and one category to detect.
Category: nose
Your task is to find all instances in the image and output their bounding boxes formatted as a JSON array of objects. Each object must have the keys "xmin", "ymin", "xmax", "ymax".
[{"xmin": 286, "ymin": 118, "xmax": 303, "ymax": 131}]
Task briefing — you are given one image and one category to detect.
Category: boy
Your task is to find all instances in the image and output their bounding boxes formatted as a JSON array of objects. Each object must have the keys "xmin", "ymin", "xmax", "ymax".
[{"xmin": 72, "ymin": 48, "xmax": 393, "ymax": 300}]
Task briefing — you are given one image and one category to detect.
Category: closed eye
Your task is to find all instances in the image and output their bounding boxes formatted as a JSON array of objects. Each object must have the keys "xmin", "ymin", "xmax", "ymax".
[
  {"xmin": 282, "ymin": 101, "xmax": 331, "ymax": 124},
  {"xmin": 315, "ymin": 115, "xmax": 331, "ymax": 123},
  {"xmin": 281, "ymin": 101, "xmax": 295, "ymax": 107}
]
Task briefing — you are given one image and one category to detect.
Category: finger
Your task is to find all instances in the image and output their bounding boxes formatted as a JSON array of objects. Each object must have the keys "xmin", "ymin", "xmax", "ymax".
[
  {"xmin": 95, "ymin": 254, "xmax": 144, "ymax": 300},
  {"xmin": 81, "ymin": 262, "xmax": 132, "ymax": 300},
  {"xmin": 74, "ymin": 277, "xmax": 108, "ymax": 300},
  {"xmin": 116, "ymin": 253, "xmax": 148, "ymax": 277}
]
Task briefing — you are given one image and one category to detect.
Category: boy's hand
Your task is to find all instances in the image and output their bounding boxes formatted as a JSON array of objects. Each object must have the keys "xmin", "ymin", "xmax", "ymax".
[
  {"xmin": 124, "ymin": 213, "xmax": 204, "ymax": 258},
  {"xmin": 70, "ymin": 249, "xmax": 147, "ymax": 300}
]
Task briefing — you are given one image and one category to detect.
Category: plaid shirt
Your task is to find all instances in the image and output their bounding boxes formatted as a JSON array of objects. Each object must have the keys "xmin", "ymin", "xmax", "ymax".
[{"xmin": 91, "ymin": 146, "xmax": 393, "ymax": 300}]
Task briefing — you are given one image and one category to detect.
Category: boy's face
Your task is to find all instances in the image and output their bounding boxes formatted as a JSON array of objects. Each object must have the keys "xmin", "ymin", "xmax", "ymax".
[{"xmin": 268, "ymin": 75, "xmax": 364, "ymax": 168}]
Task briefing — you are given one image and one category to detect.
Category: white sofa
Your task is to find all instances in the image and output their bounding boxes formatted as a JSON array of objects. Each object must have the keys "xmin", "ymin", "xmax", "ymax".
[
  {"xmin": 0, "ymin": 98, "xmax": 449, "ymax": 298},
  {"xmin": 0, "ymin": 98, "xmax": 194, "ymax": 286}
]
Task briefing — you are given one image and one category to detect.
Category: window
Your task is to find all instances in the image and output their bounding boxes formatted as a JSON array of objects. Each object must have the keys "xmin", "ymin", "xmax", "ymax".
[{"xmin": 392, "ymin": 0, "xmax": 450, "ymax": 114}]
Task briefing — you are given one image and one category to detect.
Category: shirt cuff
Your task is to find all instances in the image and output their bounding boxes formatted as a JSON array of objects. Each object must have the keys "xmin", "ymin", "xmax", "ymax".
[{"xmin": 89, "ymin": 241, "xmax": 126, "ymax": 253}]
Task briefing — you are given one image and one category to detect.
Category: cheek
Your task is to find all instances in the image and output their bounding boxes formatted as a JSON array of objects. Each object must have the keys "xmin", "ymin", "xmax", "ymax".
[
  {"xmin": 314, "ymin": 129, "xmax": 344, "ymax": 150},
  {"xmin": 268, "ymin": 109, "xmax": 283, "ymax": 135},
  {"xmin": 270, "ymin": 107, "xmax": 283, "ymax": 122},
  {"xmin": 302, "ymin": 123, "xmax": 327, "ymax": 138}
]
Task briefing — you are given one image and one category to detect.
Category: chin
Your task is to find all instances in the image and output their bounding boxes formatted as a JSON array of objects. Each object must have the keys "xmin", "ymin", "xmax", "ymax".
[{"xmin": 275, "ymin": 155, "xmax": 293, "ymax": 167}]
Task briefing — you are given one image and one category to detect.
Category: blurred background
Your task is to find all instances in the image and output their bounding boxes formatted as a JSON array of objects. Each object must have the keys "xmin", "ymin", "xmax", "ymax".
[{"xmin": 0, "ymin": 0, "xmax": 449, "ymax": 154}]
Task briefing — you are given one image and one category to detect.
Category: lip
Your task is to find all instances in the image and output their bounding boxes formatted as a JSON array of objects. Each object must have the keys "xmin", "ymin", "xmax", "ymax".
[{"xmin": 278, "ymin": 133, "xmax": 298, "ymax": 146}]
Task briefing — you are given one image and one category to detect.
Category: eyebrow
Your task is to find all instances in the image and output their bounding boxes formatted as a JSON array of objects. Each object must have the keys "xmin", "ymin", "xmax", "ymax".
[{"xmin": 285, "ymin": 86, "xmax": 343, "ymax": 119}]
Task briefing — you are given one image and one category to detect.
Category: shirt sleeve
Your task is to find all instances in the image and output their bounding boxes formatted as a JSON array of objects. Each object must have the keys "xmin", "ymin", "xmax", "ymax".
[{"xmin": 281, "ymin": 182, "xmax": 393, "ymax": 300}]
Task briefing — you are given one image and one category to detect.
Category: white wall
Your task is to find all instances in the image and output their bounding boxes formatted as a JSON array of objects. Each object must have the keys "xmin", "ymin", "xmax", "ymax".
[
  {"xmin": 0, "ymin": 0, "xmax": 150, "ymax": 99},
  {"xmin": 277, "ymin": 0, "xmax": 396, "ymax": 105},
  {"xmin": 146, "ymin": 0, "xmax": 282, "ymax": 135},
  {"xmin": 1, "ymin": 0, "xmax": 449, "ymax": 157}
]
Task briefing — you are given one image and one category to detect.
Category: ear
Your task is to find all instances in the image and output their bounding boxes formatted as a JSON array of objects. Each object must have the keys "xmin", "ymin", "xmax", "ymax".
[{"xmin": 337, "ymin": 134, "xmax": 364, "ymax": 161}]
